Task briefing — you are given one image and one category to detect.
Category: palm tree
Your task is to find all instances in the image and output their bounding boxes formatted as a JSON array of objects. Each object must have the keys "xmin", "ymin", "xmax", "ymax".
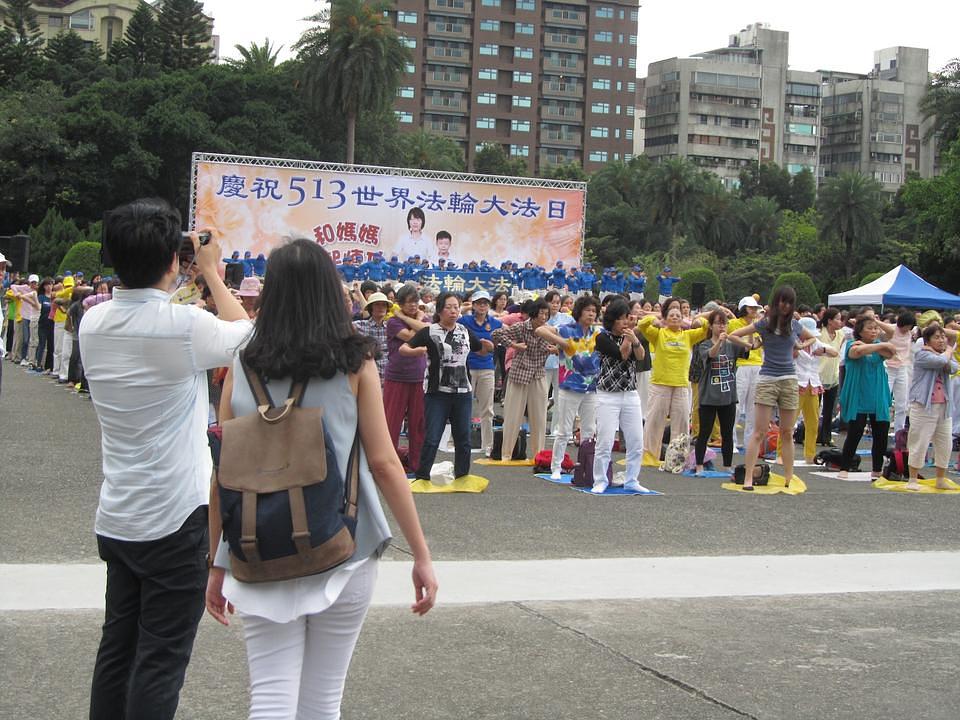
[
  {"xmin": 227, "ymin": 38, "xmax": 282, "ymax": 72},
  {"xmin": 739, "ymin": 195, "xmax": 781, "ymax": 252},
  {"xmin": 642, "ymin": 157, "xmax": 706, "ymax": 261},
  {"xmin": 396, "ymin": 129, "xmax": 465, "ymax": 171},
  {"xmin": 817, "ymin": 171, "xmax": 883, "ymax": 279},
  {"xmin": 698, "ymin": 183, "xmax": 742, "ymax": 254},
  {"xmin": 295, "ymin": 0, "xmax": 410, "ymax": 165}
]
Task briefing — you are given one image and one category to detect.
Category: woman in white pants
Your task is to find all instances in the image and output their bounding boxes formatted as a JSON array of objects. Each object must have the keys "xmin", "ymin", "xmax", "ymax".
[{"xmin": 593, "ymin": 298, "xmax": 648, "ymax": 493}]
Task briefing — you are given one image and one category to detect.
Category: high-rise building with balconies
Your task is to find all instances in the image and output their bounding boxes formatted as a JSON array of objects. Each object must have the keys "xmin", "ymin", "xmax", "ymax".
[{"xmin": 386, "ymin": 0, "xmax": 640, "ymax": 174}]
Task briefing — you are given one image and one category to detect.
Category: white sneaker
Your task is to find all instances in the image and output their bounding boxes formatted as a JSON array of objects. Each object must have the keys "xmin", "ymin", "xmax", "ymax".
[
  {"xmin": 550, "ymin": 470, "xmax": 562, "ymax": 481},
  {"xmin": 590, "ymin": 481, "xmax": 608, "ymax": 494},
  {"xmin": 623, "ymin": 480, "xmax": 651, "ymax": 493},
  {"xmin": 19, "ymin": 359, "xmax": 29, "ymax": 367}
]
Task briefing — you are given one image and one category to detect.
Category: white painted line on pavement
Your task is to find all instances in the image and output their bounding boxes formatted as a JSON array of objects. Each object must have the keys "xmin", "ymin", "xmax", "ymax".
[{"xmin": 3, "ymin": 552, "xmax": 959, "ymax": 611}]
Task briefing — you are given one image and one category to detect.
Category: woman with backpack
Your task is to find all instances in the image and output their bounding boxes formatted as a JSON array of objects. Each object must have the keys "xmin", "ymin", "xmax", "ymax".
[
  {"xmin": 836, "ymin": 313, "xmax": 896, "ymax": 479},
  {"xmin": 592, "ymin": 298, "xmax": 649, "ymax": 493},
  {"xmin": 205, "ymin": 239, "xmax": 438, "ymax": 720},
  {"xmin": 904, "ymin": 324, "xmax": 957, "ymax": 490},
  {"xmin": 729, "ymin": 286, "xmax": 818, "ymax": 489}
]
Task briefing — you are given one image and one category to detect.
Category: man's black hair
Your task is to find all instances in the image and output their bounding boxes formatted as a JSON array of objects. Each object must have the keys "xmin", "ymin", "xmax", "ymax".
[
  {"xmin": 104, "ymin": 198, "xmax": 181, "ymax": 289},
  {"xmin": 359, "ymin": 280, "xmax": 379, "ymax": 295}
]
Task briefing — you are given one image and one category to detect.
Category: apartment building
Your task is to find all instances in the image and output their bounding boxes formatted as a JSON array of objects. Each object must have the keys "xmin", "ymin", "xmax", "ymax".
[
  {"xmin": 820, "ymin": 47, "xmax": 935, "ymax": 194},
  {"xmin": 386, "ymin": 0, "xmax": 640, "ymax": 174},
  {"xmin": 28, "ymin": 1, "xmax": 218, "ymax": 60}
]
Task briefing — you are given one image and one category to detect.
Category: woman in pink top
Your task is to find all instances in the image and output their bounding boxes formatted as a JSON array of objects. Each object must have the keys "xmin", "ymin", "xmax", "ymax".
[{"xmin": 876, "ymin": 311, "xmax": 915, "ymax": 433}]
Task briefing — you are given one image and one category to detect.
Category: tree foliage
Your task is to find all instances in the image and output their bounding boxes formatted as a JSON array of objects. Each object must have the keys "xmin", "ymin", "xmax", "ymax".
[
  {"xmin": 157, "ymin": 0, "xmax": 212, "ymax": 70},
  {"xmin": 773, "ymin": 271, "xmax": 820, "ymax": 307},
  {"xmin": 919, "ymin": 59, "xmax": 960, "ymax": 146},
  {"xmin": 395, "ymin": 129, "xmax": 465, "ymax": 172},
  {"xmin": 671, "ymin": 267, "xmax": 724, "ymax": 306},
  {"xmin": 817, "ymin": 171, "xmax": 884, "ymax": 280},
  {"xmin": 57, "ymin": 241, "xmax": 104, "ymax": 278},
  {"xmin": 473, "ymin": 143, "xmax": 528, "ymax": 177},
  {"xmin": 26, "ymin": 207, "xmax": 87, "ymax": 276},
  {"xmin": 225, "ymin": 37, "xmax": 282, "ymax": 72}
]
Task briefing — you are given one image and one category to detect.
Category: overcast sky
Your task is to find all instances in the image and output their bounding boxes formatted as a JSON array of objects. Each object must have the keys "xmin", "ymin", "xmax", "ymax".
[{"xmin": 204, "ymin": 0, "xmax": 957, "ymax": 76}]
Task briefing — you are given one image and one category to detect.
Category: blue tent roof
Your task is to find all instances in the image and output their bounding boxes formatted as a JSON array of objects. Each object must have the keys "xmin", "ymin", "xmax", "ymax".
[{"xmin": 828, "ymin": 265, "xmax": 960, "ymax": 309}]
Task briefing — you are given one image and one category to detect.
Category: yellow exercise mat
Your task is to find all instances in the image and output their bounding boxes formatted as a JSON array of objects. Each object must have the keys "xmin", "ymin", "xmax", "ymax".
[
  {"xmin": 410, "ymin": 475, "xmax": 489, "ymax": 493},
  {"xmin": 721, "ymin": 473, "xmax": 807, "ymax": 495},
  {"xmin": 872, "ymin": 477, "xmax": 960, "ymax": 494},
  {"xmin": 642, "ymin": 451, "xmax": 661, "ymax": 468},
  {"xmin": 474, "ymin": 458, "xmax": 535, "ymax": 467}
]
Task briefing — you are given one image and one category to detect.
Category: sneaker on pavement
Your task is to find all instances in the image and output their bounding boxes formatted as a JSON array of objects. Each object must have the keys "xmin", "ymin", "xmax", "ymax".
[
  {"xmin": 550, "ymin": 470, "xmax": 562, "ymax": 481},
  {"xmin": 623, "ymin": 480, "xmax": 651, "ymax": 493},
  {"xmin": 590, "ymin": 481, "xmax": 609, "ymax": 494}
]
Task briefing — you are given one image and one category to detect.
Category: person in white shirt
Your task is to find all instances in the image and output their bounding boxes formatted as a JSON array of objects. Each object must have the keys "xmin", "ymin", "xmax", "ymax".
[
  {"xmin": 395, "ymin": 207, "xmax": 435, "ymax": 265},
  {"xmin": 81, "ymin": 198, "xmax": 252, "ymax": 720}
]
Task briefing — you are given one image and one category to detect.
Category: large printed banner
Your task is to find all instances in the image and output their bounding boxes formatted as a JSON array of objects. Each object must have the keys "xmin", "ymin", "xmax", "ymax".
[{"xmin": 190, "ymin": 154, "xmax": 585, "ymax": 269}]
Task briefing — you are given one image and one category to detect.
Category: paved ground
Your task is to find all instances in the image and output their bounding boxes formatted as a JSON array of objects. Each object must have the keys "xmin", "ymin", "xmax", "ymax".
[{"xmin": 2, "ymin": 362, "xmax": 959, "ymax": 719}]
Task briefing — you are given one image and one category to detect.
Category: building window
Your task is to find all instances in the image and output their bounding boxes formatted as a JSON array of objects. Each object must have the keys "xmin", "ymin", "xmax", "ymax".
[
  {"xmin": 479, "ymin": 43, "xmax": 499, "ymax": 55},
  {"xmin": 593, "ymin": 55, "xmax": 611, "ymax": 67},
  {"xmin": 477, "ymin": 117, "xmax": 496, "ymax": 129},
  {"xmin": 513, "ymin": 70, "xmax": 532, "ymax": 83},
  {"xmin": 398, "ymin": 10, "xmax": 418, "ymax": 23},
  {"xmin": 511, "ymin": 119, "xmax": 531, "ymax": 132},
  {"xmin": 589, "ymin": 150, "xmax": 608, "ymax": 162},
  {"xmin": 596, "ymin": 7, "xmax": 614, "ymax": 18},
  {"xmin": 48, "ymin": 15, "xmax": 64, "ymax": 27},
  {"xmin": 397, "ymin": 86, "xmax": 415, "ymax": 98},
  {"xmin": 480, "ymin": 19, "xmax": 500, "ymax": 31},
  {"xmin": 630, "ymin": 10, "xmax": 638, "ymax": 21},
  {"xmin": 628, "ymin": 58, "xmax": 636, "ymax": 69},
  {"xmin": 69, "ymin": 9, "xmax": 93, "ymax": 29},
  {"xmin": 433, "ymin": 20, "xmax": 465, "ymax": 33},
  {"xmin": 592, "ymin": 78, "xmax": 610, "ymax": 90},
  {"xmin": 515, "ymin": 47, "xmax": 534, "ymax": 59},
  {"xmin": 395, "ymin": 111, "xmax": 414, "ymax": 123},
  {"xmin": 591, "ymin": 102, "xmax": 610, "ymax": 114},
  {"xmin": 481, "ymin": 0, "xmax": 501, "ymax": 5},
  {"xmin": 593, "ymin": 31, "xmax": 612, "ymax": 42},
  {"xmin": 405, "ymin": 62, "xmax": 415, "ymax": 73},
  {"xmin": 510, "ymin": 144, "xmax": 530, "ymax": 157},
  {"xmin": 626, "ymin": 106, "xmax": 635, "ymax": 116},
  {"xmin": 517, "ymin": 0, "xmax": 535, "ymax": 9},
  {"xmin": 551, "ymin": 8, "xmax": 582, "ymax": 20},
  {"xmin": 516, "ymin": 22, "xmax": 535, "ymax": 35},
  {"xmin": 627, "ymin": 81, "xmax": 635, "ymax": 93},
  {"xmin": 436, "ymin": 0, "xmax": 466, "ymax": 7},
  {"xmin": 615, "ymin": 128, "xmax": 620, "ymax": 138},
  {"xmin": 625, "ymin": 129, "xmax": 634, "ymax": 140},
  {"xmin": 478, "ymin": 68, "xmax": 498, "ymax": 80},
  {"xmin": 400, "ymin": 37, "xmax": 417, "ymax": 48},
  {"xmin": 513, "ymin": 95, "xmax": 532, "ymax": 108},
  {"xmin": 477, "ymin": 92, "xmax": 497, "ymax": 104},
  {"xmin": 590, "ymin": 127, "xmax": 609, "ymax": 138},
  {"xmin": 788, "ymin": 123, "xmax": 816, "ymax": 136},
  {"xmin": 629, "ymin": 35, "xmax": 637, "ymax": 46}
]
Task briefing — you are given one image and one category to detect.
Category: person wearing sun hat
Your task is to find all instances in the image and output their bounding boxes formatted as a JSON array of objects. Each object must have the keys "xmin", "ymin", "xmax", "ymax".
[
  {"xmin": 729, "ymin": 295, "xmax": 764, "ymax": 451},
  {"xmin": 353, "ymin": 291, "xmax": 391, "ymax": 383},
  {"xmin": 236, "ymin": 277, "xmax": 261, "ymax": 319}
]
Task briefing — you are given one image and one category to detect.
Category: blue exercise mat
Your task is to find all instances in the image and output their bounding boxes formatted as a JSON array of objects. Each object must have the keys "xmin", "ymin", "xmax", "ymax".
[
  {"xmin": 681, "ymin": 469, "xmax": 732, "ymax": 478},
  {"xmin": 534, "ymin": 473, "xmax": 661, "ymax": 496}
]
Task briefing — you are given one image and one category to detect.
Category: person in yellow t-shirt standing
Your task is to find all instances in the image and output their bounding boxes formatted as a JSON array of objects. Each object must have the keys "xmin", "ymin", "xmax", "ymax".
[
  {"xmin": 728, "ymin": 297, "xmax": 763, "ymax": 451},
  {"xmin": 638, "ymin": 301, "xmax": 709, "ymax": 466},
  {"xmin": 52, "ymin": 275, "xmax": 74, "ymax": 378}
]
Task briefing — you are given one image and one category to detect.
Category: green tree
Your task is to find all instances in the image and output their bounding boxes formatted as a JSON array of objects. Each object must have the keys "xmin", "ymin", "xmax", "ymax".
[
  {"xmin": 773, "ymin": 271, "xmax": 820, "ymax": 307},
  {"xmin": 394, "ymin": 129, "xmax": 465, "ymax": 171},
  {"xmin": 817, "ymin": 171, "xmax": 884, "ymax": 280},
  {"xmin": 739, "ymin": 195, "xmax": 781, "ymax": 251},
  {"xmin": 295, "ymin": 0, "xmax": 409, "ymax": 165},
  {"xmin": 157, "ymin": 0, "xmax": 211, "ymax": 70},
  {"xmin": 919, "ymin": 59, "xmax": 960, "ymax": 146},
  {"xmin": 697, "ymin": 183, "xmax": 742, "ymax": 254},
  {"xmin": 859, "ymin": 272, "xmax": 884, "ymax": 286},
  {"xmin": 540, "ymin": 162, "xmax": 587, "ymax": 181},
  {"xmin": 671, "ymin": 267, "xmax": 723, "ymax": 305},
  {"xmin": 26, "ymin": 207, "xmax": 86, "ymax": 276},
  {"xmin": 225, "ymin": 37, "xmax": 282, "ymax": 72},
  {"xmin": 738, "ymin": 162, "xmax": 791, "ymax": 207},
  {"xmin": 719, "ymin": 250, "xmax": 794, "ymax": 303},
  {"xmin": 788, "ymin": 168, "xmax": 816, "ymax": 212},
  {"xmin": 57, "ymin": 240, "xmax": 103, "ymax": 277},
  {"xmin": 0, "ymin": 0, "xmax": 42, "ymax": 50},
  {"xmin": 472, "ymin": 143, "xmax": 527, "ymax": 176},
  {"xmin": 42, "ymin": 30, "xmax": 106, "ymax": 95},
  {"xmin": 642, "ymin": 157, "xmax": 706, "ymax": 258},
  {"xmin": 109, "ymin": 3, "xmax": 161, "ymax": 68}
]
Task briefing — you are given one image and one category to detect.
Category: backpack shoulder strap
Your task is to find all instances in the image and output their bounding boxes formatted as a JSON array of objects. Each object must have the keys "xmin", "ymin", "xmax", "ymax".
[
  {"xmin": 240, "ymin": 358, "xmax": 308, "ymax": 422},
  {"xmin": 343, "ymin": 430, "xmax": 361, "ymax": 520}
]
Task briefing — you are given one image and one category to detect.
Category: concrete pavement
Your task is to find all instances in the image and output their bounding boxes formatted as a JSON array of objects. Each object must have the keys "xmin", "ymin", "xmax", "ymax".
[{"xmin": 2, "ymin": 361, "xmax": 959, "ymax": 719}]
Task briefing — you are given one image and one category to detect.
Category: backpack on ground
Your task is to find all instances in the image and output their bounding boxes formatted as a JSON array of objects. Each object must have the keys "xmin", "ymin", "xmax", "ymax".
[
  {"xmin": 490, "ymin": 427, "xmax": 527, "ymax": 460},
  {"xmin": 533, "ymin": 449, "xmax": 573, "ymax": 473},
  {"xmin": 661, "ymin": 433, "xmax": 692, "ymax": 474},
  {"xmin": 732, "ymin": 463, "xmax": 770, "ymax": 486},
  {"xmin": 813, "ymin": 449, "xmax": 859, "ymax": 472},
  {"xmin": 216, "ymin": 362, "xmax": 360, "ymax": 584},
  {"xmin": 793, "ymin": 422, "xmax": 804, "ymax": 445},
  {"xmin": 572, "ymin": 438, "xmax": 613, "ymax": 487},
  {"xmin": 881, "ymin": 449, "xmax": 911, "ymax": 480}
]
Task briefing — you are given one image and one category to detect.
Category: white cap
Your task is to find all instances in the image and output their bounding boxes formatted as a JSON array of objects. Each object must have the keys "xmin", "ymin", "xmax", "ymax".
[
  {"xmin": 0, "ymin": 252, "xmax": 6, "ymax": 264},
  {"xmin": 28, "ymin": 273, "xmax": 40, "ymax": 283},
  {"xmin": 738, "ymin": 296, "xmax": 761, "ymax": 310}
]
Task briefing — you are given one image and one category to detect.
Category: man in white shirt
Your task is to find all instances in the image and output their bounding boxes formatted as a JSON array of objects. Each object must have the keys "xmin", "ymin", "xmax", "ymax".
[{"xmin": 81, "ymin": 198, "xmax": 251, "ymax": 720}]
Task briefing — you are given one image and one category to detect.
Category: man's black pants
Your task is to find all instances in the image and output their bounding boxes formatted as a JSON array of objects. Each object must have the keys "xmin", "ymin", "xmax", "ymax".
[{"xmin": 90, "ymin": 506, "xmax": 208, "ymax": 720}]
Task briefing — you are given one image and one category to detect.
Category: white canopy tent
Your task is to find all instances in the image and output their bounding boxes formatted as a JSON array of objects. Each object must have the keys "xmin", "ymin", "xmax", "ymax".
[{"xmin": 827, "ymin": 265, "xmax": 960, "ymax": 310}]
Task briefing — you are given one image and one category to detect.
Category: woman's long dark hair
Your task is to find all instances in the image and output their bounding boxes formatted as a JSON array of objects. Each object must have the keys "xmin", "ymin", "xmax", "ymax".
[
  {"xmin": 602, "ymin": 298, "xmax": 630, "ymax": 331},
  {"xmin": 242, "ymin": 239, "xmax": 375, "ymax": 380},
  {"xmin": 766, "ymin": 286, "xmax": 796, "ymax": 335}
]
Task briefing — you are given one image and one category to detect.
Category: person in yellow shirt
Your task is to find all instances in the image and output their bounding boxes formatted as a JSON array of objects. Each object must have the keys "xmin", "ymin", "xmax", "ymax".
[
  {"xmin": 728, "ymin": 297, "xmax": 763, "ymax": 450},
  {"xmin": 52, "ymin": 275, "xmax": 74, "ymax": 378},
  {"xmin": 638, "ymin": 300, "xmax": 709, "ymax": 466},
  {"xmin": 5, "ymin": 283, "xmax": 23, "ymax": 363}
]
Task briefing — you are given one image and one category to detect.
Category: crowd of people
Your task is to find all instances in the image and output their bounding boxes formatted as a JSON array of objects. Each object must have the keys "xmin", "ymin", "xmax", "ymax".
[{"xmin": 5, "ymin": 214, "xmax": 960, "ymax": 719}]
